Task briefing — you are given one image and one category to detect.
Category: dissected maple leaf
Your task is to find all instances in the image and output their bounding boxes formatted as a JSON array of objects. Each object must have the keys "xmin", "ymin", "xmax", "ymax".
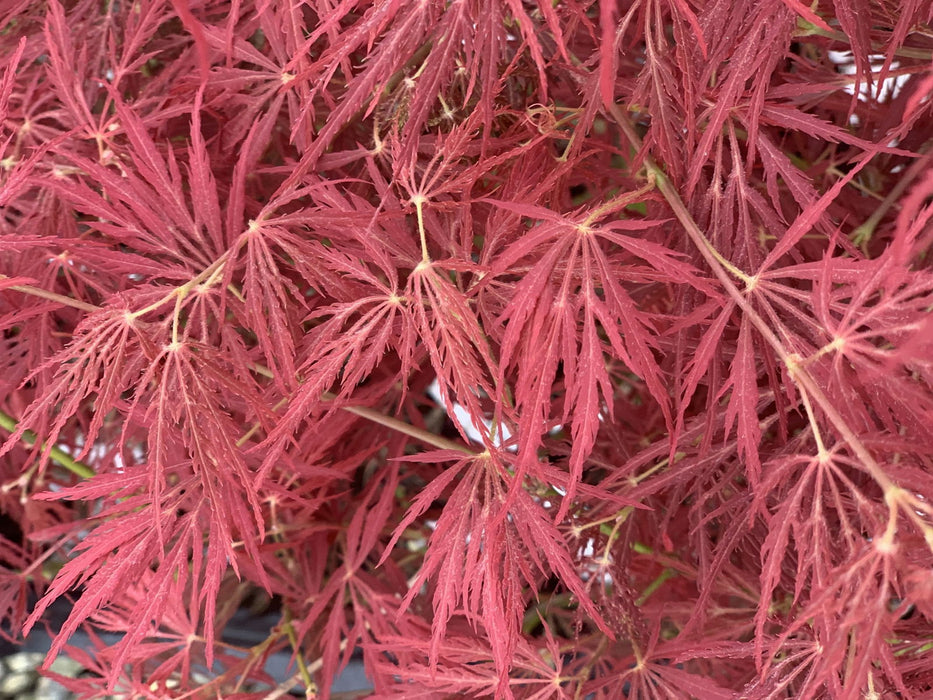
[
  {"xmin": 382, "ymin": 447, "xmax": 617, "ymax": 690},
  {"xmin": 0, "ymin": 303, "xmax": 150, "ymax": 470},
  {"xmin": 485, "ymin": 197, "xmax": 709, "ymax": 514}
]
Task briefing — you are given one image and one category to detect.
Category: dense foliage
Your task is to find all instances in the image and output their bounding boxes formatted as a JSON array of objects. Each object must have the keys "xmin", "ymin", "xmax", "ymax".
[{"xmin": 2, "ymin": 0, "xmax": 933, "ymax": 697}]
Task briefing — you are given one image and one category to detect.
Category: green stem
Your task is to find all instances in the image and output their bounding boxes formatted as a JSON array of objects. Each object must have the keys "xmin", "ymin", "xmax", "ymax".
[
  {"xmin": 2, "ymin": 280, "xmax": 98, "ymax": 313},
  {"xmin": 281, "ymin": 609, "xmax": 316, "ymax": 694},
  {"xmin": 636, "ymin": 568, "xmax": 677, "ymax": 606},
  {"xmin": 797, "ymin": 24, "xmax": 932, "ymax": 61},
  {"xmin": 323, "ymin": 392, "xmax": 475, "ymax": 455},
  {"xmin": 0, "ymin": 409, "xmax": 95, "ymax": 479},
  {"xmin": 250, "ymin": 364, "xmax": 476, "ymax": 455},
  {"xmin": 412, "ymin": 194, "xmax": 431, "ymax": 264},
  {"xmin": 851, "ymin": 145, "xmax": 932, "ymax": 251}
]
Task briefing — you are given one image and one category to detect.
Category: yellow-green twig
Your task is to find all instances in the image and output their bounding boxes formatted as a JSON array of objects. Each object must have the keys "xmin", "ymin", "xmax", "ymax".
[{"xmin": 0, "ymin": 409, "xmax": 95, "ymax": 479}]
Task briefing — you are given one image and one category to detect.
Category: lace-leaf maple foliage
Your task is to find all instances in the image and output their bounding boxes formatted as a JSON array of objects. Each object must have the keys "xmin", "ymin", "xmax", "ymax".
[{"xmin": 1, "ymin": 0, "xmax": 933, "ymax": 698}]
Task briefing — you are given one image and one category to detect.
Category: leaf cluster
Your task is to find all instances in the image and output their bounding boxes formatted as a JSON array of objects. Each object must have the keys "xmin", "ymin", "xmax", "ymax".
[{"xmin": 1, "ymin": 0, "xmax": 933, "ymax": 698}]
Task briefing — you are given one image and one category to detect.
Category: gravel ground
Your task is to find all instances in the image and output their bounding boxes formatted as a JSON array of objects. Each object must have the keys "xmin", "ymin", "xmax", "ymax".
[
  {"xmin": 0, "ymin": 652, "xmax": 82, "ymax": 700},
  {"xmin": 0, "ymin": 627, "xmax": 372, "ymax": 699}
]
